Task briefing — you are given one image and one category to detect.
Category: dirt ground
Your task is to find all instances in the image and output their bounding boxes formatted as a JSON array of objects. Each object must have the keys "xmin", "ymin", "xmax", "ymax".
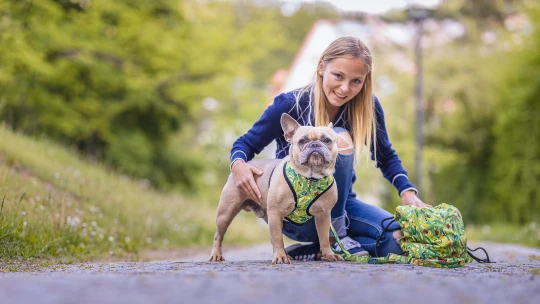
[{"xmin": 1, "ymin": 241, "xmax": 540, "ymax": 304}]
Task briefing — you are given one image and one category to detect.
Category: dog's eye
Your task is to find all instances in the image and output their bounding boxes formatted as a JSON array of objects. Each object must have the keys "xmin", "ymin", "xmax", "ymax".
[
  {"xmin": 322, "ymin": 138, "xmax": 333, "ymax": 144},
  {"xmin": 298, "ymin": 139, "xmax": 307, "ymax": 145}
]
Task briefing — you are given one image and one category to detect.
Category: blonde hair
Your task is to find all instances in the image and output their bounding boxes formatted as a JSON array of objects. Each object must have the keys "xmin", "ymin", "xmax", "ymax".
[{"xmin": 294, "ymin": 36, "xmax": 376, "ymax": 164}]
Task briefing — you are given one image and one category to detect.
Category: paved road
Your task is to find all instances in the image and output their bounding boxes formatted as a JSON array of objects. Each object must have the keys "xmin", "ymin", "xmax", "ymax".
[{"xmin": 1, "ymin": 242, "xmax": 540, "ymax": 304}]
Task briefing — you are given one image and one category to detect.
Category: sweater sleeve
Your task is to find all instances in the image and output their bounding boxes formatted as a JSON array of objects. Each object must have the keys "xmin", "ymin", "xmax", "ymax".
[
  {"xmin": 371, "ymin": 95, "xmax": 419, "ymax": 197},
  {"xmin": 230, "ymin": 93, "xmax": 292, "ymax": 170}
]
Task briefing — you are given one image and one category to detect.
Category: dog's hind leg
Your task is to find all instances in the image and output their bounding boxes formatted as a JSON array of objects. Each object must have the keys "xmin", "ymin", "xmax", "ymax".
[{"xmin": 209, "ymin": 186, "xmax": 244, "ymax": 262}]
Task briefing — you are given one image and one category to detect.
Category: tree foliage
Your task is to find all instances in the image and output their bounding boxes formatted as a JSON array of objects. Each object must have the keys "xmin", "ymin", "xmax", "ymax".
[
  {"xmin": 428, "ymin": 2, "xmax": 540, "ymax": 225},
  {"xmin": 1, "ymin": 0, "xmax": 192, "ymax": 188},
  {"xmin": 1, "ymin": 0, "xmax": 536, "ymax": 225},
  {"xmin": 0, "ymin": 0, "xmax": 333, "ymax": 191},
  {"xmin": 376, "ymin": 1, "xmax": 539, "ymax": 225},
  {"xmin": 485, "ymin": 3, "xmax": 540, "ymax": 224}
]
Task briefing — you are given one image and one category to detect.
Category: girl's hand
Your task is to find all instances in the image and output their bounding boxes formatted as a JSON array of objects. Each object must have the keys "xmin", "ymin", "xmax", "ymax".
[
  {"xmin": 401, "ymin": 190, "xmax": 432, "ymax": 208},
  {"xmin": 231, "ymin": 160, "xmax": 264, "ymax": 204}
]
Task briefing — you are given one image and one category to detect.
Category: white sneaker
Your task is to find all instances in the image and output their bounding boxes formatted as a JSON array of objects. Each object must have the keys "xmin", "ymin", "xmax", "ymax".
[{"xmin": 332, "ymin": 237, "xmax": 369, "ymax": 256}]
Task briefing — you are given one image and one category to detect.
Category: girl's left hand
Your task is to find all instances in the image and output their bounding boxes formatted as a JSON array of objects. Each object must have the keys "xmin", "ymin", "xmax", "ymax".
[{"xmin": 401, "ymin": 190, "xmax": 432, "ymax": 208}]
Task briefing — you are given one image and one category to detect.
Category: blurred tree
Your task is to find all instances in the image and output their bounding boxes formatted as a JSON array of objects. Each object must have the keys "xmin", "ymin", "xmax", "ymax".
[
  {"xmin": 377, "ymin": 0, "xmax": 539, "ymax": 226},
  {"xmin": 0, "ymin": 0, "xmax": 330, "ymax": 192},
  {"xmin": 425, "ymin": 1, "xmax": 540, "ymax": 225},
  {"xmin": 0, "ymin": 0, "xmax": 195, "ymax": 188},
  {"xmin": 422, "ymin": 43, "xmax": 499, "ymax": 223},
  {"xmin": 178, "ymin": 0, "xmax": 338, "ymax": 199},
  {"xmin": 485, "ymin": 2, "xmax": 540, "ymax": 224}
]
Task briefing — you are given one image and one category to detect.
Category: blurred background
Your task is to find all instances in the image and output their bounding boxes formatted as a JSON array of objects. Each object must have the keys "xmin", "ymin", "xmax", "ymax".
[{"xmin": 0, "ymin": 0, "xmax": 538, "ymax": 261}]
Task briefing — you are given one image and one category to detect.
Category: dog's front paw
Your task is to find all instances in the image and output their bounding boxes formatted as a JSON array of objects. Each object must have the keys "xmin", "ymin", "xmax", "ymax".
[
  {"xmin": 209, "ymin": 251, "xmax": 225, "ymax": 262},
  {"xmin": 321, "ymin": 250, "xmax": 344, "ymax": 262},
  {"xmin": 272, "ymin": 252, "xmax": 291, "ymax": 264}
]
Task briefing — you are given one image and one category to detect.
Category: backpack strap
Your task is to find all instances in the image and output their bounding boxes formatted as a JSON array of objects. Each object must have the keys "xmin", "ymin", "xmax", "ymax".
[
  {"xmin": 375, "ymin": 216, "xmax": 401, "ymax": 257},
  {"xmin": 467, "ymin": 246, "xmax": 494, "ymax": 263}
]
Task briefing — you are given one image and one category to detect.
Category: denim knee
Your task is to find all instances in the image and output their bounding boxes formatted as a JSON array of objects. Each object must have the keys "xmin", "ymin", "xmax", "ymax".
[
  {"xmin": 375, "ymin": 230, "xmax": 404, "ymax": 257},
  {"xmin": 331, "ymin": 129, "xmax": 354, "ymax": 219}
]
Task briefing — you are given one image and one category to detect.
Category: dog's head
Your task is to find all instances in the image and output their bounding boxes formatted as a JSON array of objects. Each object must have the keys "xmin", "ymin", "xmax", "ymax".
[{"xmin": 281, "ymin": 113, "xmax": 339, "ymax": 179}]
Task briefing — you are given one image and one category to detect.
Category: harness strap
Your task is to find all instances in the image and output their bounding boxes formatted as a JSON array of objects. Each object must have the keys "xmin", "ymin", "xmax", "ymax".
[{"xmin": 267, "ymin": 165, "xmax": 277, "ymax": 189}]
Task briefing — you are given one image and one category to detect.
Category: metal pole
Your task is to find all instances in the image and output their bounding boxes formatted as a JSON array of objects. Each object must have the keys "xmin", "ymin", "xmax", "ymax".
[{"xmin": 414, "ymin": 19, "xmax": 424, "ymax": 194}]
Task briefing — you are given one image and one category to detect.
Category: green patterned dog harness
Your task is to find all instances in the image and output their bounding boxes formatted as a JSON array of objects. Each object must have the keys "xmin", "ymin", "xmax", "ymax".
[{"xmin": 282, "ymin": 161, "xmax": 334, "ymax": 225}]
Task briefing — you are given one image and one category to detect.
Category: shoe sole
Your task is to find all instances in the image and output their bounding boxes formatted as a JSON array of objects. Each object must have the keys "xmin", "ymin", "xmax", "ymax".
[
  {"xmin": 285, "ymin": 243, "xmax": 319, "ymax": 261},
  {"xmin": 351, "ymin": 250, "xmax": 369, "ymax": 256},
  {"xmin": 285, "ymin": 243, "xmax": 308, "ymax": 253},
  {"xmin": 333, "ymin": 246, "xmax": 370, "ymax": 257}
]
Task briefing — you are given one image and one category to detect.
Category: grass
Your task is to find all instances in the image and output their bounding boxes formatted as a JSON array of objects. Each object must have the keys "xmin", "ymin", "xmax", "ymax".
[
  {"xmin": 1, "ymin": 124, "xmax": 538, "ymax": 265},
  {"xmin": 466, "ymin": 222, "xmax": 540, "ymax": 248},
  {"xmin": 0, "ymin": 125, "xmax": 267, "ymax": 262}
]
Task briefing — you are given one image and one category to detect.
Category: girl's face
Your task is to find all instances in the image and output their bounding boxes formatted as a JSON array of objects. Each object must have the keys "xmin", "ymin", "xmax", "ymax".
[{"xmin": 319, "ymin": 57, "xmax": 368, "ymax": 110}]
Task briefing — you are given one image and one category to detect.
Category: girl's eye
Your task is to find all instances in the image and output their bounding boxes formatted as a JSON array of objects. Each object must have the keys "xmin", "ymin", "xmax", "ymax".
[
  {"xmin": 353, "ymin": 79, "xmax": 363, "ymax": 84},
  {"xmin": 334, "ymin": 74, "xmax": 343, "ymax": 79}
]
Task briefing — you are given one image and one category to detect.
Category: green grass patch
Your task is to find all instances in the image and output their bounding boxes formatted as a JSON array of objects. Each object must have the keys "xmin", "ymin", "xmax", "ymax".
[
  {"xmin": 466, "ymin": 222, "xmax": 540, "ymax": 248},
  {"xmin": 0, "ymin": 125, "xmax": 267, "ymax": 262}
]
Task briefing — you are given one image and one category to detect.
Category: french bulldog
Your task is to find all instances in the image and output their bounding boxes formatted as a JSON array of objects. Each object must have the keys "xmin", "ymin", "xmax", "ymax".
[{"xmin": 209, "ymin": 113, "xmax": 343, "ymax": 264}]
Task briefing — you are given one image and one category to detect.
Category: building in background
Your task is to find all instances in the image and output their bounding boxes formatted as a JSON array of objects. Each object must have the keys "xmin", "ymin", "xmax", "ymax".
[{"xmin": 270, "ymin": 17, "xmax": 466, "ymax": 99}]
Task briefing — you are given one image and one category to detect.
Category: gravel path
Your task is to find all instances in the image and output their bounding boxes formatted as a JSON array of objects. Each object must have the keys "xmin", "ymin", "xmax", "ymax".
[{"xmin": 1, "ymin": 241, "xmax": 540, "ymax": 304}]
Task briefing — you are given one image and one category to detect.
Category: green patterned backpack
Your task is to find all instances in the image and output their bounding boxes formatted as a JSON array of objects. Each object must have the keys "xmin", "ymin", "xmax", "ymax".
[{"xmin": 331, "ymin": 203, "xmax": 491, "ymax": 268}]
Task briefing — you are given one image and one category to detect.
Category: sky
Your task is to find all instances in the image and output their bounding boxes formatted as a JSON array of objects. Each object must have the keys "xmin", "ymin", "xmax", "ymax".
[{"xmin": 283, "ymin": 0, "xmax": 442, "ymax": 14}]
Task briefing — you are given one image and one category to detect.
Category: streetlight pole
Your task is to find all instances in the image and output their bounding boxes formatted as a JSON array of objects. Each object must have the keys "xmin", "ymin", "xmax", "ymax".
[
  {"xmin": 414, "ymin": 18, "xmax": 424, "ymax": 195},
  {"xmin": 408, "ymin": 5, "xmax": 430, "ymax": 195}
]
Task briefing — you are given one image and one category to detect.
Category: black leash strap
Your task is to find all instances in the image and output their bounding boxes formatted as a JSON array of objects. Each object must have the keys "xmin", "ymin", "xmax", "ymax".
[
  {"xmin": 375, "ymin": 216, "xmax": 400, "ymax": 257},
  {"xmin": 467, "ymin": 246, "xmax": 494, "ymax": 263}
]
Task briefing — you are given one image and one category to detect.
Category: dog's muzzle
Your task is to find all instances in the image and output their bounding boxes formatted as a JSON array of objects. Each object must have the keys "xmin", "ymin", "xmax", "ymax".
[{"xmin": 300, "ymin": 141, "xmax": 332, "ymax": 165}]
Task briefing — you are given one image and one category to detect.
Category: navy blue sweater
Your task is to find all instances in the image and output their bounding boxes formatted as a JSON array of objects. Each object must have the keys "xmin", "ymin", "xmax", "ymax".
[{"xmin": 230, "ymin": 91, "xmax": 418, "ymax": 197}]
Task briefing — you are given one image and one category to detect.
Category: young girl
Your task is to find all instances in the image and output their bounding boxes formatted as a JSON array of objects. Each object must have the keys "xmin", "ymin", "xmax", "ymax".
[{"xmin": 230, "ymin": 36, "xmax": 431, "ymax": 260}]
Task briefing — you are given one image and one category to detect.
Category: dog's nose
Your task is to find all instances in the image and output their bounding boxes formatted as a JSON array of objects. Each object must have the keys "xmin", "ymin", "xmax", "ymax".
[{"xmin": 307, "ymin": 141, "xmax": 323, "ymax": 149}]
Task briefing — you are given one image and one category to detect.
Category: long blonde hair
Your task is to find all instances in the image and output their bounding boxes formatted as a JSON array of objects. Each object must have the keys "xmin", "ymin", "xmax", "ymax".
[{"xmin": 294, "ymin": 36, "xmax": 376, "ymax": 164}]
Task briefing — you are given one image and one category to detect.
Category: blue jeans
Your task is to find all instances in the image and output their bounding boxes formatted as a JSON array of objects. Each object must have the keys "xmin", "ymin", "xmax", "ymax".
[{"xmin": 282, "ymin": 128, "xmax": 403, "ymax": 257}]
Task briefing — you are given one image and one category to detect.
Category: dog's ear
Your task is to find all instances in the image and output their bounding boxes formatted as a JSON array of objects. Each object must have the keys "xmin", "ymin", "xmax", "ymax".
[
  {"xmin": 281, "ymin": 113, "xmax": 301, "ymax": 143},
  {"xmin": 327, "ymin": 122, "xmax": 333, "ymax": 129}
]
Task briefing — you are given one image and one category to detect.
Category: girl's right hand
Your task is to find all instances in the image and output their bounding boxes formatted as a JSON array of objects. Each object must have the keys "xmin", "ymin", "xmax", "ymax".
[{"xmin": 231, "ymin": 160, "xmax": 264, "ymax": 204}]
